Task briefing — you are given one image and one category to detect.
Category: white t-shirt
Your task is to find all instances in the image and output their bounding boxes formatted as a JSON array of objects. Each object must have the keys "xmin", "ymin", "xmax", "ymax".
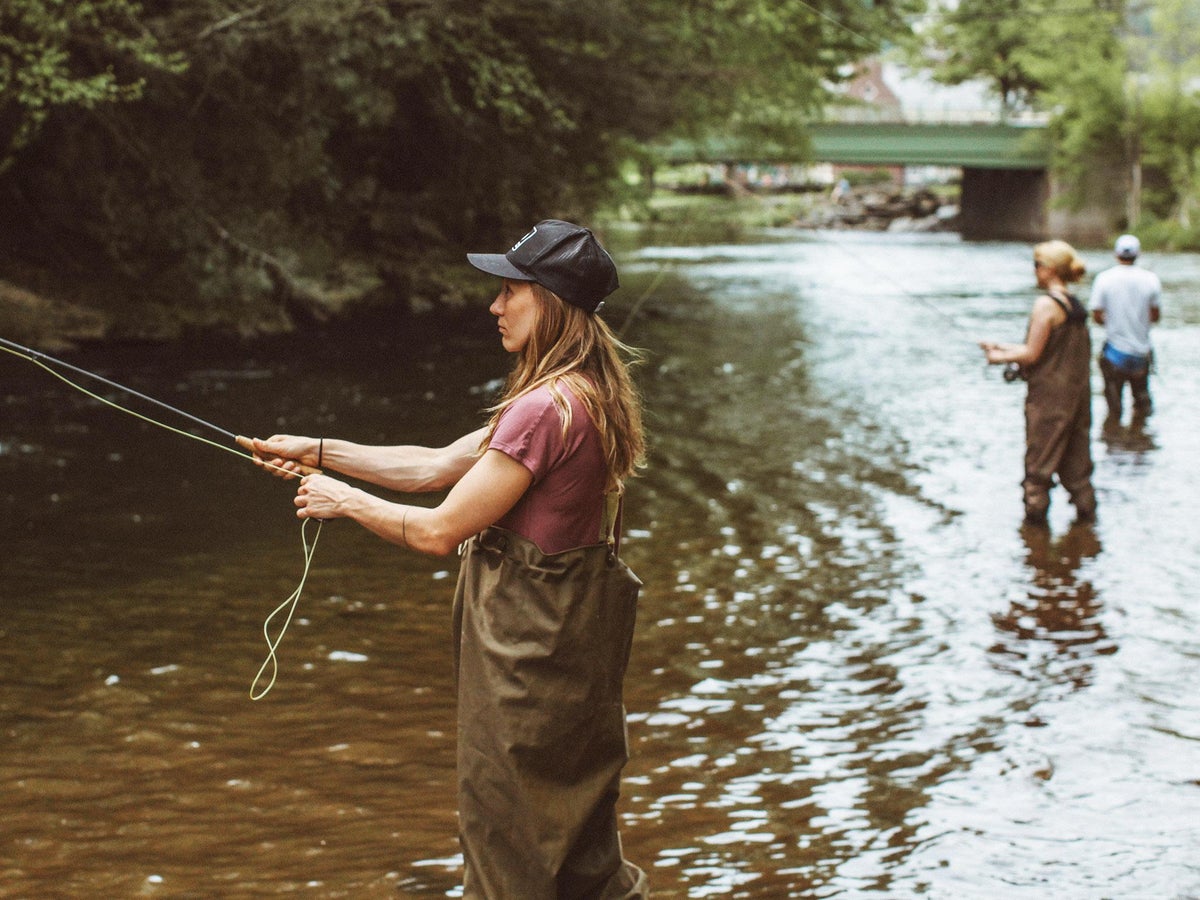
[{"xmin": 1090, "ymin": 262, "xmax": 1161, "ymax": 356}]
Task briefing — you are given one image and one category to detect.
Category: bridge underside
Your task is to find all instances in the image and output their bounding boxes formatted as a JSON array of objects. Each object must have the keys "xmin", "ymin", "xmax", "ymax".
[
  {"xmin": 817, "ymin": 124, "xmax": 1053, "ymax": 241},
  {"xmin": 959, "ymin": 168, "xmax": 1049, "ymax": 241}
]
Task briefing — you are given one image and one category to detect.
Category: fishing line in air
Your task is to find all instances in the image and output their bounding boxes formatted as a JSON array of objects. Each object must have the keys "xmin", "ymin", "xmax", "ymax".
[
  {"xmin": 819, "ymin": 232, "xmax": 977, "ymax": 336},
  {"xmin": 1, "ymin": 336, "xmax": 319, "ymax": 698},
  {"xmin": 0, "ymin": 338, "xmax": 247, "ymax": 460},
  {"xmin": 811, "ymin": 233, "xmax": 1015, "ymax": 380}
]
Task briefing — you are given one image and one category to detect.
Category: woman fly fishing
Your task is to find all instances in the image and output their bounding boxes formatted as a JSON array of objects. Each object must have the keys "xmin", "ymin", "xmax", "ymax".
[
  {"xmin": 242, "ymin": 219, "xmax": 649, "ymax": 899},
  {"xmin": 980, "ymin": 239, "xmax": 1096, "ymax": 527}
]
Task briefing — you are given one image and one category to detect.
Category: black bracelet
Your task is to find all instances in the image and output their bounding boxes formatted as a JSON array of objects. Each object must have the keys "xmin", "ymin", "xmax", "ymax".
[{"xmin": 318, "ymin": 437, "xmax": 323, "ymax": 468}]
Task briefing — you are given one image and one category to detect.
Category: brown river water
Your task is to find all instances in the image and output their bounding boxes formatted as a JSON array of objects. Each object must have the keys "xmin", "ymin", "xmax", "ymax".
[{"xmin": 3, "ymin": 228, "xmax": 1200, "ymax": 898}]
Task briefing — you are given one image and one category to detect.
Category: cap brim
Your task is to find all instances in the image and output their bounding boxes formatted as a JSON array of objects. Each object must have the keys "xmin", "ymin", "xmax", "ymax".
[{"xmin": 467, "ymin": 253, "xmax": 531, "ymax": 281}]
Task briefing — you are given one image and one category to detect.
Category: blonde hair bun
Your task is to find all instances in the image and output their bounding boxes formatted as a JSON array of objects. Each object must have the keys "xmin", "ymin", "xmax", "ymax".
[{"xmin": 1034, "ymin": 239, "xmax": 1087, "ymax": 283}]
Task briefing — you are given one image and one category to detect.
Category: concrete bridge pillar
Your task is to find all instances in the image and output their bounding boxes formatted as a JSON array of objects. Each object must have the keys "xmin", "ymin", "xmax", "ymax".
[
  {"xmin": 1045, "ymin": 160, "xmax": 1129, "ymax": 248},
  {"xmin": 958, "ymin": 168, "xmax": 1049, "ymax": 241}
]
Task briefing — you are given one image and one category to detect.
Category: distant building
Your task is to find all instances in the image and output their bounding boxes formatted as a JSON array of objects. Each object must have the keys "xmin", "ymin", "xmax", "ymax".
[
  {"xmin": 832, "ymin": 59, "xmax": 904, "ymax": 122},
  {"xmin": 829, "ymin": 57, "xmax": 1015, "ymax": 125}
]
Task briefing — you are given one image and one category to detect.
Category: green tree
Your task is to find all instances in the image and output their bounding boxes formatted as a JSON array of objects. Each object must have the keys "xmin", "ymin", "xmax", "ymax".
[
  {"xmin": 911, "ymin": 0, "xmax": 1200, "ymax": 242},
  {"xmin": 654, "ymin": 0, "xmax": 921, "ymax": 152},
  {"xmin": 0, "ymin": 0, "xmax": 915, "ymax": 334},
  {"xmin": 907, "ymin": 0, "xmax": 1127, "ymax": 117},
  {"xmin": 0, "ymin": 0, "xmax": 183, "ymax": 172},
  {"xmin": 1134, "ymin": 0, "xmax": 1200, "ymax": 230},
  {"xmin": 1026, "ymin": 2, "xmax": 1129, "ymax": 211}
]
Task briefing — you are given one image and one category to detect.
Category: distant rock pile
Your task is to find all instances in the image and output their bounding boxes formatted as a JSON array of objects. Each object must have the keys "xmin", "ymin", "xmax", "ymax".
[{"xmin": 803, "ymin": 188, "xmax": 959, "ymax": 232}]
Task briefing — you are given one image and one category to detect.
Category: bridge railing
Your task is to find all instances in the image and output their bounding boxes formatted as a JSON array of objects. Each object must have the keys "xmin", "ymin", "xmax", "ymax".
[{"xmin": 824, "ymin": 103, "xmax": 1050, "ymax": 127}]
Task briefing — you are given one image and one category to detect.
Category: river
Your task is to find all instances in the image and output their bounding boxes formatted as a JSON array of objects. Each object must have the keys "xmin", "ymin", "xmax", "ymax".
[{"xmin": 2, "ymin": 228, "xmax": 1199, "ymax": 898}]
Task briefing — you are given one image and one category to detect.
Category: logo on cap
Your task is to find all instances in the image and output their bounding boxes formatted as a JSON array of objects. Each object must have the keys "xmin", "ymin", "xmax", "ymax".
[{"xmin": 510, "ymin": 226, "xmax": 538, "ymax": 254}]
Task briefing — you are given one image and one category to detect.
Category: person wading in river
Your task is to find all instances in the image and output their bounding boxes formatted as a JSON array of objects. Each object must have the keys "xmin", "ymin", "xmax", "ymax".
[
  {"xmin": 241, "ymin": 219, "xmax": 649, "ymax": 899},
  {"xmin": 980, "ymin": 240, "xmax": 1096, "ymax": 527},
  {"xmin": 1090, "ymin": 233, "xmax": 1162, "ymax": 429}
]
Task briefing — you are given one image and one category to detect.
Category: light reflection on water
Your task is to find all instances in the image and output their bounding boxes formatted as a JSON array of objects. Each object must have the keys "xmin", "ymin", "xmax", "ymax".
[{"xmin": 3, "ymin": 230, "xmax": 1200, "ymax": 897}]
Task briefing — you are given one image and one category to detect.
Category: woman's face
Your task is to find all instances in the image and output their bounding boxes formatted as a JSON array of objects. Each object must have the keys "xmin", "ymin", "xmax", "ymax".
[
  {"xmin": 489, "ymin": 279, "xmax": 539, "ymax": 353},
  {"xmin": 1034, "ymin": 259, "xmax": 1051, "ymax": 289}
]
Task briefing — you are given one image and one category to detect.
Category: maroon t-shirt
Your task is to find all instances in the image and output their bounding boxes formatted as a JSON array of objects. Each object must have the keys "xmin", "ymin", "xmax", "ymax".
[{"xmin": 489, "ymin": 384, "xmax": 608, "ymax": 554}]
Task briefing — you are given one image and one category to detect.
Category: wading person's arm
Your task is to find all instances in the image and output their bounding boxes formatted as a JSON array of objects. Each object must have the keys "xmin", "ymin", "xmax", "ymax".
[
  {"xmin": 980, "ymin": 295, "xmax": 1064, "ymax": 367},
  {"xmin": 239, "ymin": 428, "xmax": 488, "ymax": 492},
  {"xmin": 292, "ymin": 449, "xmax": 533, "ymax": 556}
]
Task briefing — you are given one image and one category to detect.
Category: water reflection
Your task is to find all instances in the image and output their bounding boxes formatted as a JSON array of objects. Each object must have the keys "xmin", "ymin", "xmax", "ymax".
[
  {"xmin": 990, "ymin": 524, "xmax": 1114, "ymax": 694},
  {"xmin": 1101, "ymin": 417, "xmax": 1158, "ymax": 456}
]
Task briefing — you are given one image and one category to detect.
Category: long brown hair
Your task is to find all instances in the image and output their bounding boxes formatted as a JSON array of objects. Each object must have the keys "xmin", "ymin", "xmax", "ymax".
[{"xmin": 482, "ymin": 283, "xmax": 646, "ymax": 491}]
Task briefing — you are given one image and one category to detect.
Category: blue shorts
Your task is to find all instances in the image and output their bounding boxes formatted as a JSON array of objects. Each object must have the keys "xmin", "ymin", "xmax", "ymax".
[{"xmin": 1102, "ymin": 342, "xmax": 1150, "ymax": 374}]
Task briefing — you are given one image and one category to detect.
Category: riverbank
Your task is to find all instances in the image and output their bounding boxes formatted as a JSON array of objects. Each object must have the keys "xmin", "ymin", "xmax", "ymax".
[
  {"xmin": 0, "ymin": 250, "xmax": 480, "ymax": 350},
  {"xmin": 0, "ymin": 185, "xmax": 1027, "ymax": 349},
  {"xmin": 0, "ymin": 280, "xmax": 108, "ymax": 352}
]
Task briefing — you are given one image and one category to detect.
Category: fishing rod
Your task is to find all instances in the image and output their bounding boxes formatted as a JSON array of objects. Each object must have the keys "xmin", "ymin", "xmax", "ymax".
[
  {"xmin": 1, "ymin": 335, "xmax": 238, "ymax": 439},
  {"xmin": 0, "ymin": 335, "xmax": 318, "ymax": 473},
  {"xmin": 1, "ymin": 333, "xmax": 321, "ymax": 699}
]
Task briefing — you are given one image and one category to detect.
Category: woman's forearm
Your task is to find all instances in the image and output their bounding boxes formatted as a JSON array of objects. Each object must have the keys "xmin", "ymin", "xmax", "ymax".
[
  {"xmin": 994, "ymin": 343, "xmax": 1035, "ymax": 365},
  {"xmin": 339, "ymin": 497, "xmax": 475, "ymax": 557},
  {"xmin": 321, "ymin": 428, "xmax": 487, "ymax": 492},
  {"xmin": 309, "ymin": 447, "xmax": 532, "ymax": 557}
]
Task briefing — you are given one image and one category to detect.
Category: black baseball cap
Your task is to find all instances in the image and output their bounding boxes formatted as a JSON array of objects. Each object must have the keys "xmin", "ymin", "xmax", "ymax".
[{"xmin": 467, "ymin": 219, "xmax": 619, "ymax": 313}]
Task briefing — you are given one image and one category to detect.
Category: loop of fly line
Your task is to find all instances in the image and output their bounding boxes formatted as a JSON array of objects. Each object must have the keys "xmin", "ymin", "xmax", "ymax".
[{"xmin": 249, "ymin": 517, "xmax": 323, "ymax": 700}]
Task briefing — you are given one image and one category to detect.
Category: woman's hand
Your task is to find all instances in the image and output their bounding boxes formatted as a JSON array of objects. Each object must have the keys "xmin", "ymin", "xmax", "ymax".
[
  {"xmin": 979, "ymin": 341, "xmax": 1006, "ymax": 365},
  {"xmin": 295, "ymin": 473, "xmax": 357, "ymax": 520},
  {"xmin": 236, "ymin": 434, "xmax": 320, "ymax": 480}
]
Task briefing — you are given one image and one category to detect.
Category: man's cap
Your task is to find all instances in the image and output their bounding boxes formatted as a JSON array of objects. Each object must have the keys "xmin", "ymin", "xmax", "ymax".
[
  {"xmin": 1115, "ymin": 233, "xmax": 1141, "ymax": 259},
  {"xmin": 467, "ymin": 219, "xmax": 619, "ymax": 313}
]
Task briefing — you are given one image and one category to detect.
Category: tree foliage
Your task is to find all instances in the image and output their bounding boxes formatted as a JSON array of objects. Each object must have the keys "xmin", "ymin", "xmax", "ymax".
[
  {"xmin": 0, "ymin": 0, "xmax": 184, "ymax": 171},
  {"xmin": 1134, "ymin": 0, "xmax": 1200, "ymax": 228},
  {"xmin": 906, "ymin": 0, "xmax": 1127, "ymax": 115},
  {"xmin": 0, "ymin": 0, "xmax": 909, "ymax": 333},
  {"xmin": 913, "ymin": 0, "xmax": 1200, "ymax": 238}
]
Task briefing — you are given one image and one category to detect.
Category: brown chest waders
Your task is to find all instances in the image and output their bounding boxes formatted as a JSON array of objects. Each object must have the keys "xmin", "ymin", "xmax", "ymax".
[
  {"xmin": 1022, "ymin": 292, "xmax": 1096, "ymax": 522},
  {"xmin": 451, "ymin": 492, "xmax": 648, "ymax": 898}
]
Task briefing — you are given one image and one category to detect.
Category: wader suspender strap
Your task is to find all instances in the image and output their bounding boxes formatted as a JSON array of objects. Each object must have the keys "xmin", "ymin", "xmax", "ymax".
[
  {"xmin": 1048, "ymin": 290, "xmax": 1085, "ymax": 323},
  {"xmin": 601, "ymin": 490, "xmax": 622, "ymax": 555}
]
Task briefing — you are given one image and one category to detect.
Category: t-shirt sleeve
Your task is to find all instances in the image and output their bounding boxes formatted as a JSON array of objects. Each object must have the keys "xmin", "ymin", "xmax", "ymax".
[{"xmin": 488, "ymin": 390, "xmax": 565, "ymax": 483}]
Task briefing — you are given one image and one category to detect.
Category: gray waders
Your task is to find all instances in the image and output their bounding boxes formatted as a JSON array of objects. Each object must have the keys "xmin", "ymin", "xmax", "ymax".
[{"xmin": 451, "ymin": 495, "xmax": 648, "ymax": 898}]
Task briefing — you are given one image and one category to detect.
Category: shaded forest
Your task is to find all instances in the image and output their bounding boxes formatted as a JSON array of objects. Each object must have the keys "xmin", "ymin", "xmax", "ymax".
[{"xmin": 0, "ymin": 0, "xmax": 906, "ymax": 343}]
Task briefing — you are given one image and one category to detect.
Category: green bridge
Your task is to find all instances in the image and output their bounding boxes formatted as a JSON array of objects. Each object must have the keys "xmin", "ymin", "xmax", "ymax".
[
  {"xmin": 661, "ymin": 121, "xmax": 1058, "ymax": 239},
  {"xmin": 662, "ymin": 121, "xmax": 1051, "ymax": 170}
]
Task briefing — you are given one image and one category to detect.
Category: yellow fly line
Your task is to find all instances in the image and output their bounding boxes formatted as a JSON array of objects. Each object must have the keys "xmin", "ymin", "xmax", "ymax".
[{"xmin": 1, "ymin": 339, "xmax": 321, "ymax": 699}]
